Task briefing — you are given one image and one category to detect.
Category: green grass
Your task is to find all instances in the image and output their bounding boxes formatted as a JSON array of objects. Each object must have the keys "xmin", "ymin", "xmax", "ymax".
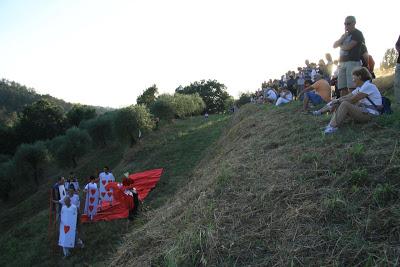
[
  {"xmin": 109, "ymin": 91, "xmax": 400, "ymax": 266},
  {"xmin": 0, "ymin": 114, "xmax": 229, "ymax": 266}
]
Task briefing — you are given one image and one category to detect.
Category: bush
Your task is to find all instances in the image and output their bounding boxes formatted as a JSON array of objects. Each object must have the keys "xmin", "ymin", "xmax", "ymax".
[
  {"xmin": 0, "ymin": 160, "xmax": 16, "ymax": 201},
  {"xmin": 150, "ymin": 97, "xmax": 176, "ymax": 121},
  {"xmin": 80, "ymin": 112, "xmax": 115, "ymax": 147},
  {"xmin": 150, "ymin": 93, "xmax": 205, "ymax": 121},
  {"xmin": 51, "ymin": 127, "xmax": 92, "ymax": 168},
  {"xmin": 114, "ymin": 105, "xmax": 154, "ymax": 146},
  {"xmin": 66, "ymin": 104, "xmax": 96, "ymax": 127},
  {"xmin": 236, "ymin": 93, "xmax": 252, "ymax": 107},
  {"xmin": 13, "ymin": 141, "xmax": 49, "ymax": 186},
  {"xmin": 14, "ymin": 99, "xmax": 66, "ymax": 144}
]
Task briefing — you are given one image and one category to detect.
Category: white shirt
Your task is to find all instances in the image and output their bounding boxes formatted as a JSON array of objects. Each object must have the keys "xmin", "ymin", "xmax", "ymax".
[
  {"xmin": 352, "ymin": 81, "xmax": 382, "ymax": 115},
  {"xmin": 60, "ymin": 194, "xmax": 80, "ymax": 208},
  {"xmin": 266, "ymin": 89, "xmax": 278, "ymax": 100},
  {"xmin": 280, "ymin": 91, "xmax": 293, "ymax": 101}
]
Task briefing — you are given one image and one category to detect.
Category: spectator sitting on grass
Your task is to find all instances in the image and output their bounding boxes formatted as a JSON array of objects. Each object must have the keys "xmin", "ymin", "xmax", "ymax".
[
  {"xmin": 323, "ymin": 67, "xmax": 382, "ymax": 134},
  {"xmin": 299, "ymin": 74, "xmax": 332, "ymax": 111},
  {"xmin": 276, "ymin": 86, "xmax": 293, "ymax": 106},
  {"xmin": 265, "ymin": 87, "xmax": 279, "ymax": 104}
]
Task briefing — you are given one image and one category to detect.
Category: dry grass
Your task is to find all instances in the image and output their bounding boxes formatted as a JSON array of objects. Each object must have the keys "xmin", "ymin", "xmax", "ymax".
[{"xmin": 109, "ymin": 99, "xmax": 400, "ymax": 266}]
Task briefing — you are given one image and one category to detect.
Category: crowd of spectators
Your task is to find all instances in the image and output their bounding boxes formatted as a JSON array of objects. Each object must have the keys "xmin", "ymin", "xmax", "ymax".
[{"xmin": 249, "ymin": 16, "xmax": 397, "ymax": 134}]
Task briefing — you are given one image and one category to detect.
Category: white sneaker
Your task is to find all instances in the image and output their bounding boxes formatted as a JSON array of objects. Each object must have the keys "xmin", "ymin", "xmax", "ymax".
[
  {"xmin": 324, "ymin": 126, "xmax": 338, "ymax": 134},
  {"xmin": 312, "ymin": 110, "xmax": 322, "ymax": 116}
]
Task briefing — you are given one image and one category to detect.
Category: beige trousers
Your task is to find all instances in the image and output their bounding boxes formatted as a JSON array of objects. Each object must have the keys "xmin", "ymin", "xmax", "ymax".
[{"xmin": 330, "ymin": 101, "xmax": 372, "ymax": 127}]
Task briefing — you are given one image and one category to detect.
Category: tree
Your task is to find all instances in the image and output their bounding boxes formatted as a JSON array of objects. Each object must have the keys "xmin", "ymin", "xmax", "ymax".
[
  {"xmin": 137, "ymin": 84, "xmax": 158, "ymax": 107},
  {"xmin": 80, "ymin": 113, "xmax": 115, "ymax": 147},
  {"xmin": 175, "ymin": 80, "xmax": 230, "ymax": 114},
  {"xmin": 66, "ymin": 104, "xmax": 96, "ymax": 127},
  {"xmin": 150, "ymin": 93, "xmax": 205, "ymax": 121},
  {"xmin": 14, "ymin": 141, "xmax": 49, "ymax": 186},
  {"xmin": 380, "ymin": 48, "xmax": 399, "ymax": 70},
  {"xmin": 150, "ymin": 95, "xmax": 176, "ymax": 121},
  {"xmin": 223, "ymin": 96, "xmax": 235, "ymax": 112},
  {"xmin": 236, "ymin": 93, "xmax": 252, "ymax": 107},
  {"xmin": 15, "ymin": 99, "xmax": 66, "ymax": 144},
  {"xmin": 0, "ymin": 160, "xmax": 15, "ymax": 201},
  {"xmin": 0, "ymin": 124, "xmax": 18, "ymax": 155},
  {"xmin": 51, "ymin": 127, "xmax": 92, "ymax": 168},
  {"xmin": 114, "ymin": 105, "xmax": 154, "ymax": 146}
]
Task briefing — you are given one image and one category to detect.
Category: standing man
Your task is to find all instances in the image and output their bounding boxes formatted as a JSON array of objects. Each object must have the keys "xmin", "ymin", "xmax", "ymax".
[
  {"xmin": 99, "ymin": 166, "xmax": 115, "ymax": 203},
  {"xmin": 58, "ymin": 196, "xmax": 78, "ymax": 257},
  {"xmin": 395, "ymin": 35, "xmax": 400, "ymax": 105},
  {"xmin": 84, "ymin": 175, "xmax": 99, "ymax": 220},
  {"xmin": 333, "ymin": 16, "xmax": 365, "ymax": 96},
  {"xmin": 52, "ymin": 176, "xmax": 66, "ymax": 223}
]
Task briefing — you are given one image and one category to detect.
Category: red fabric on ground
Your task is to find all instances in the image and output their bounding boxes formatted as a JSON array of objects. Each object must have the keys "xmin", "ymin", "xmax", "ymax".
[
  {"xmin": 81, "ymin": 168, "xmax": 163, "ymax": 223},
  {"xmin": 128, "ymin": 168, "xmax": 163, "ymax": 201}
]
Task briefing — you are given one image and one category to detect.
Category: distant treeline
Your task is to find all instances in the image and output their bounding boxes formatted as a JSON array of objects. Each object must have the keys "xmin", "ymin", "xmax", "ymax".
[
  {"xmin": 0, "ymin": 79, "xmax": 233, "ymax": 201},
  {"xmin": 0, "ymin": 79, "xmax": 111, "ymax": 126}
]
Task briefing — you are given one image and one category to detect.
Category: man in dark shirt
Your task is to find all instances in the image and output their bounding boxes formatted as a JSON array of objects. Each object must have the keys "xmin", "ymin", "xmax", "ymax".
[
  {"xmin": 52, "ymin": 176, "xmax": 66, "ymax": 223},
  {"xmin": 286, "ymin": 75, "xmax": 297, "ymax": 98},
  {"xmin": 395, "ymin": 35, "xmax": 400, "ymax": 104},
  {"xmin": 333, "ymin": 16, "xmax": 365, "ymax": 96}
]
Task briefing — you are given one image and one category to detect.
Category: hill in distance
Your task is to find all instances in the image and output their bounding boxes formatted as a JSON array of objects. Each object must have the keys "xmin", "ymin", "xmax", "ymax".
[{"xmin": 0, "ymin": 78, "xmax": 113, "ymax": 126}]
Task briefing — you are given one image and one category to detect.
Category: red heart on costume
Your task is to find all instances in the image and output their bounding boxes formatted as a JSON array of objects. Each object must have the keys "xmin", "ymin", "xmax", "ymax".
[
  {"xmin": 89, "ymin": 205, "xmax": 94, "ymax": 212},
  {"xmin": 107, "ymin": 192, "xmax": 112, "ymax": 197},
  {"xmin": 89, "ymin": 197, "xmax": 95, "ymax": 204},
  {"xmin": 102, "ymin": 180, "xmax": 106, "ymax": 185},
  {"xmin": 101, "ymin": 192, "xmax": 106, "ymax": 197},
  {"xmin": 90, "ymin": 189, "xmax": 96, "ymax": 195},
  {"xmin": 64, "ymin": 225, "xmax": 70, "ymax": 234}
]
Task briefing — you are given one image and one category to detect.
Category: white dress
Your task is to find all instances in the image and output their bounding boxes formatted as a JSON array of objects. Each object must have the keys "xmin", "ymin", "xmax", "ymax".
[{"xmin": 59, "ymin": 205, "xmax": 77, "ymax": 248}]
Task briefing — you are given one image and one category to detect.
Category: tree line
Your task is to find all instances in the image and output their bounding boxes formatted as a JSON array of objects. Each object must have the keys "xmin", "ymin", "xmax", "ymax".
[{"xmin": 0, "ymin": 79, "xmax": 232, "ymax": 201}]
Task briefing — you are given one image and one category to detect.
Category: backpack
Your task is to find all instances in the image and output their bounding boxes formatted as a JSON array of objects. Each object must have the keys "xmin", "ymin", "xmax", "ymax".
[{"xmin": 366, "ymin": 96, "xmax": 393, "ymax": 114}]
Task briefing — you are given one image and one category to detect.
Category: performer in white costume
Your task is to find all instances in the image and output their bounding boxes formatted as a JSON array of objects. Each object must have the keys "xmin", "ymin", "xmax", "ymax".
[
  {"xmin": 84, "ymin": 176, "xmax": 99, "ymax": 220},
  {"xmin": 98, "ymin": 166, "xmax": 115, "ymax": 203},
  {"xmin": 58, "ymin": 197, "xmax": 78, "ymax": 257}
]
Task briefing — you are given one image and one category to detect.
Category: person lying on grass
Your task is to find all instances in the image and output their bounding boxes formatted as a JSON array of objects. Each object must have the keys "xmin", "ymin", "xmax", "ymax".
[
  {"xmin": 298, "ymin": 75, "xmax": 332, "ymax": 111},
  {"xmin": 323, "ymin": 67, "xmax": 382, "ymax": 134}
]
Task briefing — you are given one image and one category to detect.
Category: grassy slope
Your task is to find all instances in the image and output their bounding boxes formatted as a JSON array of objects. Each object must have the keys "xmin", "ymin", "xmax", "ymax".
[
  {"xmin": 0, "ymin": 114, "xmax": 229, "ymax": 266},
  {"xmin": 110, "ymin": 78, "xmax": 400, "ymax": 266}
]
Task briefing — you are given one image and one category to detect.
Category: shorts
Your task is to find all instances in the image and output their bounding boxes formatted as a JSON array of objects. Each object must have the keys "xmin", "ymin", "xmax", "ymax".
[
  {"xmin": 306, "ymin": 91, "xmax": 325, "ymax": 105},
  {"xmin": 338, "ymin": 61, "xmax": 361, "ymax": 89}
]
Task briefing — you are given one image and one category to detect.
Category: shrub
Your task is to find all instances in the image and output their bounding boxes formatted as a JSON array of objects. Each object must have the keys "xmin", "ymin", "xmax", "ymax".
[
  {"xmin": 0, "ymin": 160, "xmax": 16, "ymax": 201},
  {"xmin": 114, "ymin": 105, "xmax": 154, "ymax": 146},
  {"xmin": 80, "ymin": 113, "xmax": 115, "ymax": 147},
  {"xmin": 51, "ymin": 127, "xmax": 92, "ymax": 168},
  {"xmin": 66, "ymin": 104, "xmax": 96, "ymax": 127},
  {"xmin": 150, "ymin": 93, "xmax": 205, "ymax": 121},
  {"xmin": 13, "ymin": 141, "xmax": 49, "ymax": 186}
]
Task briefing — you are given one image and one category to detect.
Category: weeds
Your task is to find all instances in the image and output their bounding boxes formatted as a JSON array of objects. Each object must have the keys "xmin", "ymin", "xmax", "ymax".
[{"xmin": 372, "ymin": 183, "xmax": 397, "ymax": 207}]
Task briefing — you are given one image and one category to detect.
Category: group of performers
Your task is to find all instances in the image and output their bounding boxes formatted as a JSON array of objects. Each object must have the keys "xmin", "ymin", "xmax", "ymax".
[{"xmin": 50, "ymin": 166, "xmax": 139, "ymax": 257}]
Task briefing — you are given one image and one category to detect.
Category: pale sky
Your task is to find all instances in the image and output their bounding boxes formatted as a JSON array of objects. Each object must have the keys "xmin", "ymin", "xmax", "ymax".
[{"xmin": 0, "ymin": 0, "xmax": 398, "ymax": 108}]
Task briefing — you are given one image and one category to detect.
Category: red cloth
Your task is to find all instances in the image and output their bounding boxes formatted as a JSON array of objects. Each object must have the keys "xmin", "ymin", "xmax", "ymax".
[
  {"xmin": 127, "ymin": 168, "xmax": 163, "ymax": 201},
  {"xmin": 81, "ymin": 168, "xmax": 163, "ymax": 223}
]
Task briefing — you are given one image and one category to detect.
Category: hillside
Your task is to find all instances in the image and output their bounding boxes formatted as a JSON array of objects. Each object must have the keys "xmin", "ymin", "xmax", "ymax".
[
  {"xmin": 0, "ymin": 74, "xmax": 399, "ymax": 266},
  {"xmin": 0, "ymin": 114, "xmax": 230, "ymax": 266},
  {"xmin": 0, "ymin": 79, "xmax": 111, "ymax": 125},
  {"xmin": 107, "ymin": 82, "xmax": 400, "ymax": 265}
]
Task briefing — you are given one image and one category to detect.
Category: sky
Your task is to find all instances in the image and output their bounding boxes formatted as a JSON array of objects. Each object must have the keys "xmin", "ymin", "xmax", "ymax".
[{"xmin": 0, "ymin": 0, "xmax": 398, "ymax": 108}]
